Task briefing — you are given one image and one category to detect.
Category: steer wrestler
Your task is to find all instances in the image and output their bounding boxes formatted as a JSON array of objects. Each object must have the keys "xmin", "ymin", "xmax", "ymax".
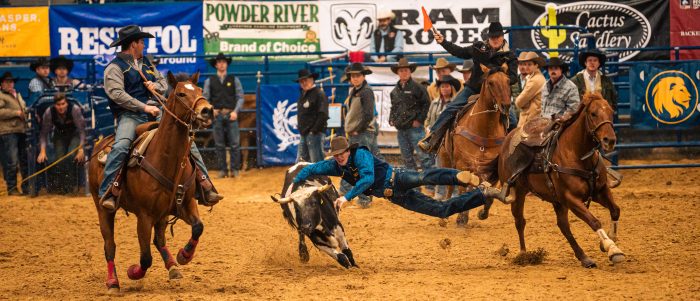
[{"xmin": 292, "ymin": 136, "xmax": 507, "ymax": 218}]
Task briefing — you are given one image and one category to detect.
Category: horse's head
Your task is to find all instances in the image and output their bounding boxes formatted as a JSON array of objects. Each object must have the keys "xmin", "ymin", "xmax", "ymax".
[
  {"xmin": 582, "ymin": 93, "xmax": 616, "ymax": 152},
  {"xmin": 166, "ymin": 72, "xmax": 213, "ymax": 129},
  {"xmin": 479, "ymin": 63, "xmax": 512, "ymax": 113}
]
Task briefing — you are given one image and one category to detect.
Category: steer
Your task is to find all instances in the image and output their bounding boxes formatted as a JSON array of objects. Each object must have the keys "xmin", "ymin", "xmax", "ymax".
[{"xmin": 271, "ymin": 162, "xmax": 358, "ymax": 268}]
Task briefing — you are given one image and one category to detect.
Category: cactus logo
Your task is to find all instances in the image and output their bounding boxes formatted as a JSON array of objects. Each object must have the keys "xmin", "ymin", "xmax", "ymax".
[
  {"xmin": 532, "ymin": 2, "xmax": 651, "ymax": 62},
  {"xmin": 645, "ymin": 70, "xmax": 699, "ymax": 125}
]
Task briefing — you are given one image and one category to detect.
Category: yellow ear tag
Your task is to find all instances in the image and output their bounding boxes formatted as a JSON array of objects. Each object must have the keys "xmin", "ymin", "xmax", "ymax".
[{"xmin": 227, "ymin": 82, "xmax": 232, "ymax": 86}]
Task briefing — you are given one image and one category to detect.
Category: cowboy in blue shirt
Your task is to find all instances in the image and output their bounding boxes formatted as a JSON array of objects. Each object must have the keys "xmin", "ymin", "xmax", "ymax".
[{"xmin": 294, "ymin": 136, "xmax": 507, "ymax": 217}]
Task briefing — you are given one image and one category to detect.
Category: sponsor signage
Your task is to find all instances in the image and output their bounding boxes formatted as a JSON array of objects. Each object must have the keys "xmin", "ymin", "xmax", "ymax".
[
  {"xmin": 671, "ymin": 0, "xmax": 700, "ymax": 59},
  {"xmin": 630, "ymin": 62, "xmax": 700, "ymax": 129},
  {"xmin": 0, "ymin": 7, "xmax": 50, "ymax": 57},
  {"xmin": 49, "ymin": 3, "xmax": 204, "ymax": 79},
  {"xmin": 511, "ymin": 1, "xmax": 669, "ymax": 62},
  {"xmin": 203, "ymin": 0, "xmax": 321, "ymax": 59},
  {"xmin": 318, "ymin": 0, "xmax": 510, "ymax": 53}
]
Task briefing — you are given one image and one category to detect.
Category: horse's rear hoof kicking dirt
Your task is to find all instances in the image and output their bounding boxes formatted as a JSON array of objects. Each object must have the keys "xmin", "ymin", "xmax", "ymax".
[
  {"xmin": 497, "ymin": 93, "xmax": 625, "ymax": 268},
  {"xmin": 88, "ymin": 72, "xmax": 215, "ymax": 292}
]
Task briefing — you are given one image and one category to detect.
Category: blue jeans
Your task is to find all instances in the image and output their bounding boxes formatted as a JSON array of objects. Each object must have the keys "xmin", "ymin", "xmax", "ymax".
[
  {"xmin": 389, "ymin": 168, "xmax": 485, "ymax": 218},
  {"xmin": 340, "ymin": 129, "xmax": 381, "ymax": 205},
  {"xmin": 213, "ymin": 113, "xmax": 240, "ymax": 172},
  {"xmin": 298, "ymin": 132, "xmax": 325, "ymax": 162},
  {"xmin": 508, "ymin": 105, "xmax": 519, "ymax": 132},
  {"xmin": 397, "ymin": 127, "xmax": 432, "ymax": 170},
  {"xmin": 99, "ymin": 112, "xmax": 210, "ymax": 197},
  {"xmin": 429, "ymin": 86, "xmax": 474, "ymax": 132},
  {"xmin": 0, "ymin": 133, "xmax": 20, "ymax": 193}
]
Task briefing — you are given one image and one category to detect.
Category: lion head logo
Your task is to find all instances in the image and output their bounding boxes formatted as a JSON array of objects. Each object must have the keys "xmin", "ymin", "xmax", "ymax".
[{"xmin": 652, "ymin": 77, "xmax": 692, "ymax": 118}]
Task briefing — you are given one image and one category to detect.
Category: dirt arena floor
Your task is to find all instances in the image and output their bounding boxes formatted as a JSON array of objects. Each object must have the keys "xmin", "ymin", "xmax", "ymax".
[{"xmin": 1, "ymin": 161, "xmax": 699, "ymax": 300}]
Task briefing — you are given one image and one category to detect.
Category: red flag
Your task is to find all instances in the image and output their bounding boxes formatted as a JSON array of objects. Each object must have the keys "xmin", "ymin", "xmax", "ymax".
[{"xmin": 421, "ymin": 6, "xmax": 433, "ymax": 32}]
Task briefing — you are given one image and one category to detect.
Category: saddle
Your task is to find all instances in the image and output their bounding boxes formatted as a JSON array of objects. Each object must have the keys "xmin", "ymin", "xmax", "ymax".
[{"xmin": 96, "ymin": 121, "xmax": 160, "ymax": 166}]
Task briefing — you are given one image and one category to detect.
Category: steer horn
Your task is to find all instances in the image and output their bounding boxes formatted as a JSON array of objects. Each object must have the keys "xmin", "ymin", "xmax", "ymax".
[
  {"xmin": 270, "ymin": 195, "xmax": 294, "ymax": 204},
  {"xmin": 317, "ymin": 184, "xmax": 332, "ymax": 193}
]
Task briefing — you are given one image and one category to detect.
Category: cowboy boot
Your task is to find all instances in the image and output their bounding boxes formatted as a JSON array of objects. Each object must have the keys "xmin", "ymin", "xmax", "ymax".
[
  {"xmin": 100, "ymin": 169, "xmax": 124, "ymax": 211},
  {"xmin": 456, "ymin": 171, "xmax": 481, "ymax": 187},
  {"xmin": 606, "ymin": 167, "xmax": 623, "ymax": 188},
  {"xmin": 479, "ymin": 184, "xmax": 508, "ymax": 204},
  {"xmin": 196, "ymin": 169, "xmax": 223, "ymax": 206},
  {"xmin": 417, "ymin": 134, "xmax": 432, "ymax": 153}
]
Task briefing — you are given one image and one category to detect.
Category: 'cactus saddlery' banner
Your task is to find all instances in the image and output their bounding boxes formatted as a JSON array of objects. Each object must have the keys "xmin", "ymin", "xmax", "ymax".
[{"xmin": 510, "ymin": 0, "xmax": 669, "ymax": 62}]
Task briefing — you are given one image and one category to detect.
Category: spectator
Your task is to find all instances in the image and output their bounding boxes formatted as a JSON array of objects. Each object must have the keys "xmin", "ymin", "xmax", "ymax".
[
  {"xmin": 37, "ymin": 93, "xmax": 86, "ymax": 194},
  {"xmin": 419, "ymin": 22, "xmax": 517, "ymax": 153},
  {"xmin": 0, "ymin": 72, "xmax": 28, "ymax": 195},
  {"xmin": 541, "ymin": 58, "xmax": 580, "ymax": 119},
  {"xmin": 294, "ymin": 69, "xmax": 328, "ymax": 163},
  {"xmin": 203, "ymin": 52, "xmax": 244, "ymax": 178},
  {"xmin": 427, "ymin": 58, "xmax": 463, "ymax": 101},
  {"xmin": 455, "ymin": 59, "xmax": 473, "ymax": 85},
  {"xmin": 50, "ymin": 56, "xmax": 83, "ymax": 92},
  {"xmin": 571, "ymin": 48, "xmax": 617, "ymax": 111},
  {"xmin": 513, "ymin": 52, "xmax": 546, "ymax": 127},
  {"xmin": 389, "ymin": 58, "xmax": 431, "ymax": 171},
  {"xmin": 425, "ymin": 75, "xmax": 460, "ymax": 132},
  {"xmin": 27, "ymin": 57, "xmax": 53, "ymax": 106},
  {"xmin": 341, "ymin": 62, "xmax": 379, "ymax": 208},
  {"xmin": 370, "ymin": 9, "xmax": 404, "ymax": 63},
  {"xmin": 510, "ymin": 59, "xmax": 530, "ymax": 130}
]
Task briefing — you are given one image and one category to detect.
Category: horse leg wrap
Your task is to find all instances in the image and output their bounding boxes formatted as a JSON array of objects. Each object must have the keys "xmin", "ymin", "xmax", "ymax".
[
  {"xmin": 127, "ymin": 264, "xmax": 146, "ymax": 280},
  {"xmin": 177, "ymin": 239, "xmax": 198, "ymax": 265},
  {"xmin": 158, "ymin": 246, "xmax": 177, "ymax": 270},
  {"xmin": 596, "ymin": 229, "xmax": 615, "ymax": 252},
  {"xmin": 106, "ymin": 260, "xmax": 119, "ymax": 288}
]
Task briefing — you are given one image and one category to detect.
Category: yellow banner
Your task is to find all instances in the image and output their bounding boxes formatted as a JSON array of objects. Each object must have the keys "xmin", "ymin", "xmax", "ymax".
[{"xmin": 0, "ymin": 7, "xmax": 50, "ymax": 57}]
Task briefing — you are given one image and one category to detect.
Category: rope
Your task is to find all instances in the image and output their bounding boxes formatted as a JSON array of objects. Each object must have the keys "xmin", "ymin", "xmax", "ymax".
[{"xmin": 0, "ymin": 143, "xmax": 84, "ymax": 196}]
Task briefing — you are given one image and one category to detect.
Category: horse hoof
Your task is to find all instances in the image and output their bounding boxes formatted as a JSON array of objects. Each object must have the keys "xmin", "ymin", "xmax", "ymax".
[
  {"xmin": 107, "ymin": 287, "xmax": 121, "ymax": 295},
  {"xmin": 176, "ymin": 249, "xmax": 193, "ymax": 265},
  {"xmin": 127, "ymin": 265, "xmax": 146, "ymax": 280},
  {"xmin": 477, "ymin": 209, "xmax": 489, "ymax": 220},
  {"xmin": 581, "ymin": 258, "xmax": 598, "ymax": 269},
  {"xmin": 609, "ymin": 253, "xmax": 626, "ymax": 264},
  {"xmin": 299, "ymin": 246, "xmax": 310, "ymax": 263},
  {"xmin": 336, "ymin": 253, "xmax": 351, "ymax": 269},
  {"xmin": 456, "ymin": 212, "xmax": 468, "ymax": 227},
  {"xmin": 168, "ymin": 267, "xmax": 183, "ymax": 280}
]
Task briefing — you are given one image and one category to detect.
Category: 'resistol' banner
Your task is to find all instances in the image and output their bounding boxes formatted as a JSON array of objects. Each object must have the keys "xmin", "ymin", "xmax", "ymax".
[
  {"xmin": 0, "ymin": 7, "xmax": 50, "ymax": 57},
  {"xmin": 49, "ymin": 2, "xmax": 204, "ymax": 80},
  {"xmin": 510, "ymin": 0, "xmax": 670, "ymax": 63},
  {"xmin": 317, "ymin": 0, "xmax": 511, "ymax": 54}
]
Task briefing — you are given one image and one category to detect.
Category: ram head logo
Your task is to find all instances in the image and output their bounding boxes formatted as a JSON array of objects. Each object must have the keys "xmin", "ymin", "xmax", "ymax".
[{"xmin": 331, "ymin": 4, "xmax": 376, "ymax": 51}]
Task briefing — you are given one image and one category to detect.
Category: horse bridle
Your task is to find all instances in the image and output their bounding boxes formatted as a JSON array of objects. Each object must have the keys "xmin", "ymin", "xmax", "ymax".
[
  {"xmin": 469, "ymin": 69, "xmax": 510, "ymax": 117},
  {"xmin": 584, "ymin": 104, "xmax": 614, "ymax": 146}
]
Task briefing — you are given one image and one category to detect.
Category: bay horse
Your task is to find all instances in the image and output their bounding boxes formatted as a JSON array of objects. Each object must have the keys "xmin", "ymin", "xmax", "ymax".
[
  {"xmin": 497, "ymin": 93, "xmax": 624, "ymax": 268},
  {"xmin": 438, "ymin": 63, "xmax": 511, "ymax": 225},
  {"xmin": 88, "ymin": 72, "xmax": 214, "ymax": 293}
]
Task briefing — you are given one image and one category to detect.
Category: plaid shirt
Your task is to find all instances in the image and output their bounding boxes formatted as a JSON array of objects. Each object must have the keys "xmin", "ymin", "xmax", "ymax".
[{"xmin": 541, "ymin": 77, "xmax": 580, "ymax": 119}]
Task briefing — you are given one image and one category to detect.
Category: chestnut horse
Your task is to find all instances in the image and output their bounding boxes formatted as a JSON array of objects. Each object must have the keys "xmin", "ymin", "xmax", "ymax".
[
  {"xmin": 88, "ymin": 72, "xmax": 213, "ymax": 293},
  {"xmin": 497, "ymin": 93, "xmax": 624, "ymax": 268},
  {"xmin": 438, "ymin": 64, "xmax": 511, "ymax": 225}
]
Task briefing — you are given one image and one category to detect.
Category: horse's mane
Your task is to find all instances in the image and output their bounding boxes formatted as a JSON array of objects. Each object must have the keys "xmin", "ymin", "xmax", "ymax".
[
  {"xmin": 173, "ymin": 72, "xmax": 191, "ymax": 83},
  {"xmin": 557, "ymin": 92, "xmax": 604, "ymax": 129}
]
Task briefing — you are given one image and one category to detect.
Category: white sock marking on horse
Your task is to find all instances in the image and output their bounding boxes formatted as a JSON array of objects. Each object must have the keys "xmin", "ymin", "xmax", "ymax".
[{"xmin": 184, "ymin": 83, "xmax": 194, "ymax": 91}]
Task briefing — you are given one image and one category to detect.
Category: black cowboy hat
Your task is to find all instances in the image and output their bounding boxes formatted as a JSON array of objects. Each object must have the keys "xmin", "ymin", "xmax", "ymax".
[
  {"xmin": 486, "ymin": 22, "xmax": 507, "ymax": 38},
  {"xmin": 29, "ymin": 57, "xmax": 50, "ymax": 72},
  {"xmin": 345, "ymin": 62, "xmax": 372, "ymax": 75},
  {"xmin": 435, "ymin": 74, "xmax": 461, "ymax": 92},
  {"xmin": 390, "ymin": 58, "xmax": 417, "ymax": 74},
  {"xmin": 50, "ymin": 56, "xmax": 74, "ymax": 73},
  {"xmin": 328, "ymin": 136, "xmax": 358, "ymax": 156},
  {"xmin": 209, "ymin": 52, "xmax": 232, "ymax": 68},
  {"xmin": 544, "ymin": 57, "xmax": 569, "ymax": 73},
  {"xmin": 0, "ymin": 71, "xmax": 18, "ymax": 82},
  {"xmin": 109, "ymin": 25, "xmax": 155, "ymax": 48},
  {"xmin": 293, "ymin": 68, "xmax": 319, "ymax": 82},
  {"xmin": 579, "ymin": 48, "xmax": 607, "ymax": 68}
]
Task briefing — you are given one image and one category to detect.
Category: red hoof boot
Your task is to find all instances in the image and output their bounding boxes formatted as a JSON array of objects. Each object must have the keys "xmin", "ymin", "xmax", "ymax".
[
  {"xmin": 127, "ymin": 265, "xmax": 146, "ymax": 280},
  {"xmin": 176, "ymin": 248, "xmax": 194, "ymax": 265}
]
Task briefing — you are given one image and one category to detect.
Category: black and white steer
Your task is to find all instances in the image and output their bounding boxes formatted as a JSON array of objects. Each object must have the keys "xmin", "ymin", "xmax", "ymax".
[{"xmin": 271, "ymin": 162, "xmax": 358, "ymax": 268}]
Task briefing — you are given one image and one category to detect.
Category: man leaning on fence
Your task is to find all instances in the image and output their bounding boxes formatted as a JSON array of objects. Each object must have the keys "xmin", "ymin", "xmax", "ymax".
[
  {"xmin": 99, "ymin": 25, "xmax": 222, "ymax": 210},
  {"xmin": 570, "ymin": 48, "xmax": 617, "ymax": 111},
  {"xmin": 203, "ymin": 52, "xmax": 244, "ymax": 178},
  {"xmin": 294, "ymin": 69, "xmax": 328, "ymax": 163},
  {"xmin": 0, "ymin": 72, "xmax": 29, "ymax": 195}
]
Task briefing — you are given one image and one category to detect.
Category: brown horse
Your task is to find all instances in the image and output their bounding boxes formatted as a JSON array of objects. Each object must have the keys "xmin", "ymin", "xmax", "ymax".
[
  {"xmin": 88, "ymin": 72, "xmax": 213, "ymax": 293},
  {"xmin": 497, "ymin": 93, "xmax": 624, "ymax": 268},
  {"xmin": 438, "ymin": 63, "xmax": 511, "ymax": 225}
]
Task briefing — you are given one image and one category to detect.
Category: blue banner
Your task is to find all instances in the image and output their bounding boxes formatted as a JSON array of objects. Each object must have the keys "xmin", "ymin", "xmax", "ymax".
[
  {"xmin": 49, "ymin": 2, "xmax": 204, "ymax": 80},
  {"xmin": 258, "ymin": 84, "xmax": 302, "ymax": 166},
  {"xmin": 630, "ymin": 61, "xmax": 700, "ymax": 129}
]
